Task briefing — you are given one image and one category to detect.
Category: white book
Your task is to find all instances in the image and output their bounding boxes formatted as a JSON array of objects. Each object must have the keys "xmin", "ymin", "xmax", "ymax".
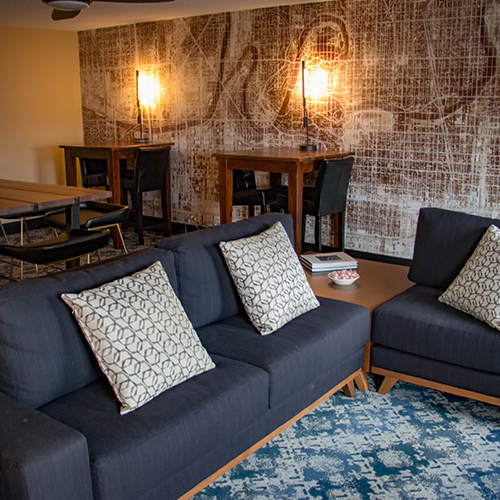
[{"xmin": 300, "ymin": 252, "xmax": 358, "ymax": 271}]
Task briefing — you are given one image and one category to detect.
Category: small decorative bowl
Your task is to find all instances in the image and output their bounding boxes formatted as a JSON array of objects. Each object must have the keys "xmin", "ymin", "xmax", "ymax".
[{"xmin": 328, "ymin": 269, "xmax": 360, "ymax": 286}]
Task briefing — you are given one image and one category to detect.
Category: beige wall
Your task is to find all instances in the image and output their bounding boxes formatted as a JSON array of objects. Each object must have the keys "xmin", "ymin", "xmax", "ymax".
[{"xmin": 0, "ymin": 26, "xmax": 83, "ymax": 185}]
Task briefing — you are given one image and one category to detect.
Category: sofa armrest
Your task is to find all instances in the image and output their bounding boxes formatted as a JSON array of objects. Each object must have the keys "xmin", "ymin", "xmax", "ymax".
[{"xmin": 0, "ymin": 392, "xmax": 93, "ymax": 500}]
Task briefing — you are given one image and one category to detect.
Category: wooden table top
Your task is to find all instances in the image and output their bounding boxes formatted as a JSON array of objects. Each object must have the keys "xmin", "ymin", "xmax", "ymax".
[
  {"xmin": 0, "ymin": 179, "xmax": 111, "ymax": 217},
  {"xmin": 213, "ymin": 147, "xmax": 353, "ymax": 162},
  {"xmin": 305, "ymin": 258, "xmax": 413, "ymax": 312},
  {"xmin": 60, "ymin": 141, "xmax": 173, "ymax": 151}
]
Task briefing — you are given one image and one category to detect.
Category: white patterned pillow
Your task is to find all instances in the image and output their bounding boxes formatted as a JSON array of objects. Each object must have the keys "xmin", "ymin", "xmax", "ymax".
[
  {"xmin": 220, "ymin": 222, "xmax": 320, "ymax": 335},
  {"xmin": 438, "ymin": 224, "xmax": 500, "ymax": 331},
  {"xmin": 62, "ymin": 261, "xmax": 215, "ymax": 414}
]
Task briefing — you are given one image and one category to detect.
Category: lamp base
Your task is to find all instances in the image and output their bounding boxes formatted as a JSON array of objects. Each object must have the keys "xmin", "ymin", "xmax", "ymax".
[
  {"xmin": 134, "ymin": 138, "xmax": 149, "ymax": 144},
  {"xmin": 299, "ymin": 144, "xmax": 317, "ymax": 151}
]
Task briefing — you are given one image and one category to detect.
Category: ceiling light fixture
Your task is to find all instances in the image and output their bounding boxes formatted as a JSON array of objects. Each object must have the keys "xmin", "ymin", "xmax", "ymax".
[{"xmin": 44, "ymin": 0, "xmax": 91, "ymax": 10}]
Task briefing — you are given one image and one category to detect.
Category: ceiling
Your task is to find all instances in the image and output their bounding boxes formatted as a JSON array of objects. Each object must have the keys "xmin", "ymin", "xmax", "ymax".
[{"xmin": 1, "ymin": 0, "xmax": 326, "ymax": 32}]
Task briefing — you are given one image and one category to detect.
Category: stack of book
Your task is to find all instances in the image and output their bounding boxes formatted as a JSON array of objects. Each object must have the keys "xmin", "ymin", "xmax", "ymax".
[{"xmin": 300, "ymin": 252, "xmax": 358, "ymax": 273}]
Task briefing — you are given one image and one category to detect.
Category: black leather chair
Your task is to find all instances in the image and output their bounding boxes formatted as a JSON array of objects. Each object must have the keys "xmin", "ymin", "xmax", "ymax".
[
  {"xmin": 43, "ymin": 201, "xmax": 130, "ymax": 253},
  {"xmin": 120, "ymin": 146, "xmax": 171, "ymax": 245},
  {"xmin": 79, "ymin": 158, "xmax": 109, "ymax": 189},
  {"xmin": 79, "ymin": 158, "xmax": 129, "ymax": 189},
  {"xmin": 0, "ymin": 230, "xmax": 110, "ymax": 282},
  {"xmin": 232, "ymin": 170, "xmax": 279, "ymax": 218},
  {"xmin": 278, "ymin": 157, "xmax": 354, "ymax": 252}
]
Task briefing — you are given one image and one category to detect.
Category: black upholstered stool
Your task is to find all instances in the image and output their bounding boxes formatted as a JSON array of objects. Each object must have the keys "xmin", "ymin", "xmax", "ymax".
[
  {"xmin": 44, "ymin": 201, "xmax": 129, "ymax": 253},
  {"xmin": 0, "ymin": 230, "xmax": 110, "ymax": 282}
]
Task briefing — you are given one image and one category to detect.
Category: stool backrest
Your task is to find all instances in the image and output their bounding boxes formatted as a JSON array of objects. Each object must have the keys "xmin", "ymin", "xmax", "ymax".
[
  {"xmin": 233, "ymin": 170, "xmax": 257, "ymax": 192},
  {"xmin": 80, "ymin": 158, "xmax": 108, "ymax": 188},
  {"xmin": 134, "ymin": 146, "xmax": 171, "ymax": 193},
  {"xmin": 313, "ymin": 157, "xmax": 354, "ymax": 217}
]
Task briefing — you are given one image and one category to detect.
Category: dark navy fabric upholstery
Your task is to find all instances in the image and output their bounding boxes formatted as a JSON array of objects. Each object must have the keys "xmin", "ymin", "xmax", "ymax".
[
  {"xmin": 198, "ymin": 296, "xmax": 370, "ymax": 407},
  {"xmin": 156, "ymin": 213, "xmax": 294, "ymax": 328},
  {"xmin": 372, "ymin": 285, "xmax": 500, "ymax": 375},
  {"xmin": 371, "ymin": 345, "xmax": 500, "ymax": 399},
  {"xmin": 0, "ymin": 392, "xmax": 93, "ymax": 500},
  {"xmin": 39, "ymin": 355, "xmax": 268, "ymax": 500},
  {"xmin": 0, "ymin": 212, "xmax": 371, "ymax": 500},
  {"xmin": 408, "ymin": 207, "xmax": 500, "ymax": 288},
  {"xmin": 142, "ymin": 347, "xmax": 365, "ymax": 500},
  {"xmin": 0, "ymin": 248, "xmax": 177, "ymax": 408}
]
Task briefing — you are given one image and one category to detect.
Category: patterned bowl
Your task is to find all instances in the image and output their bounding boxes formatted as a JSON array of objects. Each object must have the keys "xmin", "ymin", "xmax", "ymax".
[{"xmin": 328, "ymin": 270, "xmax": 360, "ymax": 286}]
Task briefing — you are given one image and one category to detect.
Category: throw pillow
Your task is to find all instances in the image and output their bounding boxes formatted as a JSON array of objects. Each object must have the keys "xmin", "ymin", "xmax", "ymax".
[
  {"xmin": 62, "ymin": 261, "xmax": 215, "ymax": 414},
  {"xmin": 219, "ymin": 221, "xmax": 320, "ymax": 335},
  {"xmin": 438, "ymin": 224, "xmax": 500, "ymax": 331}
]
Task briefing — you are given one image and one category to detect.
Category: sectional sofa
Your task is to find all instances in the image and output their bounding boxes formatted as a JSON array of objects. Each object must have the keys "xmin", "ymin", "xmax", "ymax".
[{"xmin": 0, "ymin": 213, "xmax": 370, "ymax": 500}]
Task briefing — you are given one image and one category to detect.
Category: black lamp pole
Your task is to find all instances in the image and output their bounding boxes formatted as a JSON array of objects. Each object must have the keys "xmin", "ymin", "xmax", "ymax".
[
  {"xmin": 135, "ymin": 70, "xmax": 148, "ymax": 143},
  {"xmin": 300, "ymin": 61, "xmax": 317, "ymax": 151}
]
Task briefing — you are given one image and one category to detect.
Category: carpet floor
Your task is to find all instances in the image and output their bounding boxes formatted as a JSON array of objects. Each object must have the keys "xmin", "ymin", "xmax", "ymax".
[{"xmin": 194, "ymin": 379, "xmax": 500, "ymax": 500}]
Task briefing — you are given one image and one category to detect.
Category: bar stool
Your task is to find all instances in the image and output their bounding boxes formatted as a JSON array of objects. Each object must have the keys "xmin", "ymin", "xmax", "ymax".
[
  {"xmin": 278, "ymin": 157, "xmax": 354, "ymax": 252},
  {"xmin": 232, "ymin": 170, "xmax": 279, "ymax": 217},
  {"xmin": 44, "ymin": 201, "xmax": 130, "ymax": 253}
]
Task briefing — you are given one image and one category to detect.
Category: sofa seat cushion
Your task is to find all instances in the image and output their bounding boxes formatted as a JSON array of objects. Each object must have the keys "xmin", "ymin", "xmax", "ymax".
[
  {"xmin": 197, "ymin": 296, "xmax": 370, "ymax": 408},
  {"xmin": 38, "ymin": 354, "xmax": 268, "ymax": 500},
  {"xmin": 372, "ymin": 285, "xmax": 500, "ymax": 375},
  {"xmin": 0, "ymin": 248, "xmax": 177, "ymax": 408}
]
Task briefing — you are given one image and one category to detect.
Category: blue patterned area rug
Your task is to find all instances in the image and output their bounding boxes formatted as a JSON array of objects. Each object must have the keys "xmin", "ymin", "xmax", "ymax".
[{"xmin": 194, "ymin": 380, "xmax": 500, "ymax": 500}]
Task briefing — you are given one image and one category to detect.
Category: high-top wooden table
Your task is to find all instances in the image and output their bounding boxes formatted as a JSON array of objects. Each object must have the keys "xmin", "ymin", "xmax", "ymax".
[
  {"xmin": 60, "ymin": 141, "xmax": 173, "ymax": 205},
  {"xmin": 214, "ymin": 148, "xmax": 352, "ymax": 251},
  {"xmin": 0, "ymin": 179, "xmax": 111, "ymax": 231},
  {"xmin": 60, "ymin": 141, "xmax": 173, "ymax": 247},
  {"xmin": 305, "ymin": 258, "xmax": 413, "ymax": 373}
]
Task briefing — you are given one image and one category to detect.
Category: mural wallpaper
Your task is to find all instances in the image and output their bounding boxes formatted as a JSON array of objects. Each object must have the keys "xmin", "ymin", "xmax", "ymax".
[{"xmin": 78, "ymin": 0, "xmax": 500, "ymax": 259}]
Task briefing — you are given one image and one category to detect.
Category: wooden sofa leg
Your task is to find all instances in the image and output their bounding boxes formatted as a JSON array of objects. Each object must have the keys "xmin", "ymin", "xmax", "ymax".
[
  {"xmin": 354, "ymin": 371, "xmax": 369, "ymax": 392},
  {"xmin": 342, "ymin": 380, "xmax": 356, "ymax": 398},
  {"xmin": 378, "ymin": 376, "xmax": 398, "ymax": 395}
]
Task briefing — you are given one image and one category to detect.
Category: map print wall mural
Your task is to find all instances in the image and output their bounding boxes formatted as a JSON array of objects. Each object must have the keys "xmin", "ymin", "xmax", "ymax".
[{"xmin": 78, "ymin": 0, "xmax": 500, "ymax": 259}]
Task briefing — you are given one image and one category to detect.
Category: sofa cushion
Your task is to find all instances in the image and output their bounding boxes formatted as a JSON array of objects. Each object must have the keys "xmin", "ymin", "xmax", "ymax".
[
  {"xmin": 408, "ymin": 207, "xmax": 500, "ymax": 288},
  {"xmin": 372, "ymin": 285, "xmax": 500, "ymax": 376},
  {"xmin": 155, "ymin": 213, "xmax": 294, "ymax": 329},
  {"xmin": 62, "ymin": 262, "xmax": 215, "ymax": 414},
  {"xmin": 219, "ymin": 222, "xmax": 319, "ymax": 335},
  {"xmin": 0, "ymin": 248, "xmax": 177, "ymax": 408},
  {"xmin": 439, "ymin": 224, "xmax": 500, "ymax": 331},
  {"xmin": 197, "ymin": 296, "xmax": 370, "ymax": 408},
  {"xmin": 38, "ymin": 354, "xmax": 269, "ymax": 500}
]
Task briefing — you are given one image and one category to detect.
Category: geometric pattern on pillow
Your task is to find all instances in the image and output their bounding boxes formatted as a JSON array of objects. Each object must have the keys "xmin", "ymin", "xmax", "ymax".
[
  {"xmin": 219, "ymin": 221, "xmax": 320, "ymax": 335},
  {"xmin": 61, "ymin": 261, "xmax": 215, "ymax": 414},
  {"xmin": 438, "ymin": 224, "xmax": 500, "ymax": 331}
]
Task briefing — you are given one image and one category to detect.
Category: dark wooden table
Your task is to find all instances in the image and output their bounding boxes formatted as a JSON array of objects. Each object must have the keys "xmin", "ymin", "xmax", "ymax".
[
  {"xmin": 60, "ymin": 141, "xmax": 173, "ymax": 204},
  {"xmin": 60, "ymin": 141, "xmax": 173, "ymax": 247},
  {"xmin": 214, "ymin": 148, "xmax": 352, "ymax": 251},
  {"xmin": 0, "ymin": 179, "xmax": 111, "ymax": 231}
]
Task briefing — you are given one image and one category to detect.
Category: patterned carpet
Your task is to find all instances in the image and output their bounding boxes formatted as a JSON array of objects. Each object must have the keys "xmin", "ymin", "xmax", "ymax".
[{"xmin": 194, "ymin": 379, "xmax": 500, "ymax": 500}]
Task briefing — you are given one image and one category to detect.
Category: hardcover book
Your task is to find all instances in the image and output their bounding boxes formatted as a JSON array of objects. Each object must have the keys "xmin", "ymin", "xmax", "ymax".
[{"xmin": 300, "ymin": 252, "xmax": 358, "ymax": 272}]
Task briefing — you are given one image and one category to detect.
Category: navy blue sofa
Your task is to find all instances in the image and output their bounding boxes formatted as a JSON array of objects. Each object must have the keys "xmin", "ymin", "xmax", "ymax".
[
  {"xmin": 371, "ymin": 208, "xmax": 500, "ymax": 405},
  {"xmin": 0, "ymin": 213, "xmax": 370, "ymax": 500}
]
